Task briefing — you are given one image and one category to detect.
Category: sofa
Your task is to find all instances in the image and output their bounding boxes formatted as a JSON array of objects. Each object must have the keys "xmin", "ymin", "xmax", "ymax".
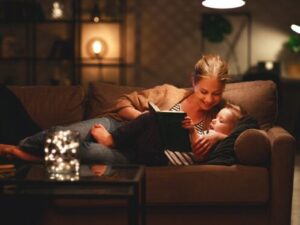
[{"xmin": 4, "ymin": 80, "xmax": 296, "ymax": 225}]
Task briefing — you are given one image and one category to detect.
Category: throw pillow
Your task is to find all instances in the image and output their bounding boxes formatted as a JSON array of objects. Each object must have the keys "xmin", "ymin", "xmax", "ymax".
[{"xmin": 0, "ymin": 85, "xmax": 41, "ymax": 145}]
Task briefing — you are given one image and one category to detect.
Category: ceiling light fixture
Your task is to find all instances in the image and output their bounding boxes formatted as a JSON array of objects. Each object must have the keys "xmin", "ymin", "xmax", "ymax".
[
  {"xmin": 202, "ymin": 0, "xmax": 245, "ymax": 9},
  {"xmin": 291, "ymin": 24, "xmax": 300, "ymax": 34}
]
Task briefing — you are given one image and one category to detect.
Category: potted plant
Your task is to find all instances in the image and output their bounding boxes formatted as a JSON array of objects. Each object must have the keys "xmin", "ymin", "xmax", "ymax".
[{"xmin": 285, "ymin": 34, "xmax": 300, "ymax": 77}]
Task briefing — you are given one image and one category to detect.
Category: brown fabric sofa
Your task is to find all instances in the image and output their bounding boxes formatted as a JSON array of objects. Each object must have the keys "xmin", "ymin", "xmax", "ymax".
[{"xmin": 8, "ymin": 80, "xmax": 296, "ymax": 225}]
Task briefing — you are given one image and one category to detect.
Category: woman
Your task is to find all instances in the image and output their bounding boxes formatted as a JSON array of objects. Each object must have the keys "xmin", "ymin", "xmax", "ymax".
[{"xmin": 0, "ymin": 54, "xmax": 229, "ymax": 164}]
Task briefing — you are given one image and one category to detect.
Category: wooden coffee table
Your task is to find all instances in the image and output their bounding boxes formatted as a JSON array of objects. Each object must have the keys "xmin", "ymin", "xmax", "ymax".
[{"xmin": 0, "ymin": 164, "xmax": 146, "ymax": 225}]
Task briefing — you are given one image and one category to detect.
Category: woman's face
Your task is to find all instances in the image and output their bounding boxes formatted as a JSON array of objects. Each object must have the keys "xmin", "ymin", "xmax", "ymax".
[{"xmin": 193, "ymin": 77, "xmax": 225, "ymax": 111}]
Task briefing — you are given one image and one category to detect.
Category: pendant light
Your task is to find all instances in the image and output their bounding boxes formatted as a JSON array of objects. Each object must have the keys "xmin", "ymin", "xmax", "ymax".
[
  {"xmin": 291, "ymin": 24, "xmax": 300, "ymax": 34},
  {"xmin": 202, "ymin": 0, "xmax": 245, "ymax": 9}
]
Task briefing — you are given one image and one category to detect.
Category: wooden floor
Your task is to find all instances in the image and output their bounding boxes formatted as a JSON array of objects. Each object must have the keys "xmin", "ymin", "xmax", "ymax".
[{"xmin": 292, "ymin": 153, "xmax": 300, "ymax": 225}]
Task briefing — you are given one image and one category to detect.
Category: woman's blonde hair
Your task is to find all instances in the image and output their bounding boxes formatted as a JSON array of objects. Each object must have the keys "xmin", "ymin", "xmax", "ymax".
[{"xmin": 193, "ymin": 54, "xmax": 229, "ymax": 83}]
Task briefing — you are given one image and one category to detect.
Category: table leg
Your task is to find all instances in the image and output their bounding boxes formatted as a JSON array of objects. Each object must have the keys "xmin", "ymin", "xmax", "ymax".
[
  {"xmin": 141, "ymin": 170, "xmax": 146, "ymax": 225},
  {"xmin": 128, "ymin": 184, "xmax": 139, "ymax": 225}
]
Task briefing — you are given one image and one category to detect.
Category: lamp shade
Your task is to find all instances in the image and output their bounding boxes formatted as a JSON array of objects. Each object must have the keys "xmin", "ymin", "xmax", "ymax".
[
  {"xmin": 202, "ymin": 0, "xmax": 245, "ymax": 9},
  {"xmin": 291, "ymin": 24, "xmax": 300, "ymax": 34}
]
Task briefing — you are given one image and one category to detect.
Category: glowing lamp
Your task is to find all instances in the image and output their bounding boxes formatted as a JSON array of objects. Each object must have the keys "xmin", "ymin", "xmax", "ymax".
[{"xmin": 202, "ymin": 0, "xmax": 245, "ymax": 9}]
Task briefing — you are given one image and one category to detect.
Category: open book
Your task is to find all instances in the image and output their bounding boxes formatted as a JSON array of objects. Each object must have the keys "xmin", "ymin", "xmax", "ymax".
[{"xmin": 148, "ymin": 102, "xmax": 191, "ymax": 152}]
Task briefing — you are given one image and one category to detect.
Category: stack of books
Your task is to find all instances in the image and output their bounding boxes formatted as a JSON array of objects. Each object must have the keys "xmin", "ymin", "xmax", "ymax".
[{"xmin": 0, "ymin": 164, "xmax": 16, "ymax": 178}]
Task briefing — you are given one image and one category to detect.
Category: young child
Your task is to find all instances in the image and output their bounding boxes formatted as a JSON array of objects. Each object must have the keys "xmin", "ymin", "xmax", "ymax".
[
  {"xmin": 165, "ymin": 103, "xmax": 245, "ymax": 165},
  {"xmin": 91, "ymin": 103, "xmax": 247, "ymax": 166}
]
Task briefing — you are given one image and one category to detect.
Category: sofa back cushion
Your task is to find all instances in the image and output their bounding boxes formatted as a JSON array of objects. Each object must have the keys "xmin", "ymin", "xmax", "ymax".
[
  {"xmin": 88, "ymin": 80, "xmax": 277, "ymax": 130},
  {"xmin": 223, "ymin": 80, "xmax": 277, "ymax": 130},
  {"xmin": 9, "ymin": 86, "xmax": 86, "ymax": 129},
  {"xmin": 86, "ymin": 82, "xmax": 143, "ymax": 119}
]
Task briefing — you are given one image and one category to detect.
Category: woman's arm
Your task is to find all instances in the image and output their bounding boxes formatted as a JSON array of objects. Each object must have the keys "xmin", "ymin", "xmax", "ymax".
[
  {"xmin": 112, "ymin": 84, "xmax": 186, "ymax": 121},
  {"xmin": 117, "ymin": 107, "xmax": 144, "ymax": 120}
]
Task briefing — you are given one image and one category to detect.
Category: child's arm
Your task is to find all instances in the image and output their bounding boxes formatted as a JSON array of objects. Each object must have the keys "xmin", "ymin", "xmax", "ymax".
[{"xmin": 181, "ymin": 116, "xmax": 200, "ymax": 146}]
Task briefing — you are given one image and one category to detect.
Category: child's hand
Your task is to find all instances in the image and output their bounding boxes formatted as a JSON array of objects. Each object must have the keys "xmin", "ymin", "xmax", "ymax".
[{"xmin": 181, "ymin": 116, "xmax": 195, "ymax": 130}]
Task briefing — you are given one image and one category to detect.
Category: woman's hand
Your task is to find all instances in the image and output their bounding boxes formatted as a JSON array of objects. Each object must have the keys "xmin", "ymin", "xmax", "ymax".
[{"xmin": 192, "ymin": 130, "xmax": 226, "ymax": 160}]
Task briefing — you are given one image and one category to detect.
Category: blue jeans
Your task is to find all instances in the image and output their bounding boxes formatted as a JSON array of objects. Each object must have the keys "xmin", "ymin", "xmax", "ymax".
[{"xmin": 19, "ymin": 117, "xmax": 129, "ymax": 164}]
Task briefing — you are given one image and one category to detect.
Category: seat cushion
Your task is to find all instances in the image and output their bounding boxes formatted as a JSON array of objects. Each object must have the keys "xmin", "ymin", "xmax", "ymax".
[{"xmin": 146, "ymin": 165, "xmax": 269, "ymax": 205}]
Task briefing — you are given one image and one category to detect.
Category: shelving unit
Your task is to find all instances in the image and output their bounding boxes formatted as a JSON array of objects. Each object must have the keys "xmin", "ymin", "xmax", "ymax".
[{"xmin": 0, "ymin": 0, "xmax": 132, "ymax": 86}]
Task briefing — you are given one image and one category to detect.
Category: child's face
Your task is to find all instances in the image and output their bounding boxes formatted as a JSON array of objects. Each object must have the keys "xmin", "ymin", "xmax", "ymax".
[{"xmin": 209, "ymin": 108, "xmax": 238, "ymax": 135}]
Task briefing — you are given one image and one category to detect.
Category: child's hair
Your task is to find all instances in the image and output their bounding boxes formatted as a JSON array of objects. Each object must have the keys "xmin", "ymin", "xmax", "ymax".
[{"xmin": 224, "ymin": 103, "xmax": 247, "ymax": 122}]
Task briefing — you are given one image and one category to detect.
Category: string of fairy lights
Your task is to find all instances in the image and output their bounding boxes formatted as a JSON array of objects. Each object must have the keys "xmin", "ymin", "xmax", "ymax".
[{"xmin": 44, "ymin": 130, "xmax": 80, "ymax": 180}]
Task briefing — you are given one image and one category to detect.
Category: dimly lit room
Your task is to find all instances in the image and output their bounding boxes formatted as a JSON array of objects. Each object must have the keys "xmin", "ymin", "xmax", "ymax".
[{"xmin": 0, "ymin": 0, "xmax": 299, "ymax": 225}]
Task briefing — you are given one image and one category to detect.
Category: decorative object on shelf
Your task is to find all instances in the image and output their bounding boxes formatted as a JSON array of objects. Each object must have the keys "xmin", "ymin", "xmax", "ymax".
[
  {"xmin": 91, "ymin": 1, "xmax": 101, "ymax": 22},
  {"xmin": 87, "ymin": 37, "xmax": 108, "ymax": 58},
  {"xmin": 51, "ymin": 1, "xmax": 64, "ymax": 19},
  {"xmin": 44, "ymin": 129, "xmax": 80, "ymax": 180},
  {"xmin": 202, "ymin": 0, "xmax": 245, "ymax": 9}
]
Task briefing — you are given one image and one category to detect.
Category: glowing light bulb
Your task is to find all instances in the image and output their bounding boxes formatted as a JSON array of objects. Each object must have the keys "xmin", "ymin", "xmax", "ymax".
[{"xmin": 92, "ymin": 40, "xmax": 103, "ymax": 55}]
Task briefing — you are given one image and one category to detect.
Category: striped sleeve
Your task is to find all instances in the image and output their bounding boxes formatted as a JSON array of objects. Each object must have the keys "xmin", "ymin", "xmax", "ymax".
[{"xmin": 164, "ymin": 150, "xmax": 194, "ymax": 166}]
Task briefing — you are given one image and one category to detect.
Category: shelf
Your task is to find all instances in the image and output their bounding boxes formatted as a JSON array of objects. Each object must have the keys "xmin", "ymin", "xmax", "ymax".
[
  {"xmin": 0, "ymin": 58, "xmax": 29, "ymax": 61},
  {"xmin": 33, "ymin": 19, "xmax": 122, "ymax": 24},
  {"xmin": 0, "ymin": 0, "xmax": 130, "ymax": 86},
  {"xmin": 80, "ymin": 19, "xmax": 123, "ymax": 23},
  {"xmin": 0, "ymin": 20, "xmax": 32, "ymax": 24},
  {"xmin": 35, "ymin": 20, "xmax": 75, "ymax": 24},
  {"xmin": 78, "ymin": 63, "xmax": 134, "ymax": 67}
]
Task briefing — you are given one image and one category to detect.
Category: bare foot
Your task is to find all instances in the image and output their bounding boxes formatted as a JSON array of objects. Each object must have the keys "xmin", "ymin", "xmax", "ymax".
[
  {"xmin": 90, "ymin": 124, "xmax": 114, "ymax": 148},
  {"xmin": 0, "ymin": 144, "xmax": 16, "ymax": 157},
  {"xmin": 0, "ymin": 144, "xmax": 41, "ymax": 162}
]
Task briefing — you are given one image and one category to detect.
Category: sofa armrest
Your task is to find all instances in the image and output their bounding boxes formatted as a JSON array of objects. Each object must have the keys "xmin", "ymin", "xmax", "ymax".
[{"xmin": 267, "ymin": 126, "xmax": 296, "ymax": 225}]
